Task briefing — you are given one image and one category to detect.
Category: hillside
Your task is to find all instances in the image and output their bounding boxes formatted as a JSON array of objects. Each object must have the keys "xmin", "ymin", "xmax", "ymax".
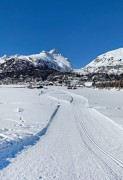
[
  {"xmin": 0, "ymin": 49, "xmax": 73, "ymax": 82},
  {"xmin": 75, "ymin": 48, "xmax": 123, "ymax": 76}
]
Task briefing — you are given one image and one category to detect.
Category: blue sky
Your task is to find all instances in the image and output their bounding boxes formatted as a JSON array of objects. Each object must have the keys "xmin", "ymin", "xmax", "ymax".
[{"xmin": 0, "ymin": 0, "xmax": 123, "ymax": 68}]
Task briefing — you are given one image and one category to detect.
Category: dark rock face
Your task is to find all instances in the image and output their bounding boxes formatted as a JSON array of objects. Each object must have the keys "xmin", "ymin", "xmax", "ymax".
[
  {"xmin": 0, "ymin": 58, "xmax": 57, "ymax": 83},
  {"xmin": 0, "ymin": 49, "xmax": 73, "ymax": 84}
]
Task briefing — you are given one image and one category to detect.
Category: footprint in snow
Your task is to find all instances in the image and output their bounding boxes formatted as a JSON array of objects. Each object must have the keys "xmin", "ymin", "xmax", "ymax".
[
  {"xmin": 115, "ymin": 107, "xmax": 121, "ymax": 109},
  {"xmin": 16, "ymin": 107, "xmax": 24, "ymax": 113}
]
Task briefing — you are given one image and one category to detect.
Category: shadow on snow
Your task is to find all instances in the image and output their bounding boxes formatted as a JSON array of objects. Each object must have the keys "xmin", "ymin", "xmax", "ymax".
[{"xmin": 0, "ymin": 105, "xmax": 60, "ymax": 170}]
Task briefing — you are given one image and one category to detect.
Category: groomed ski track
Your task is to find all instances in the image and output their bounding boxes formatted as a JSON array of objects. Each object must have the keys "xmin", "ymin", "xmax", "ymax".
[{"xmin": 0, "ymin": 90, "xmax": 123, "ymax": 180}]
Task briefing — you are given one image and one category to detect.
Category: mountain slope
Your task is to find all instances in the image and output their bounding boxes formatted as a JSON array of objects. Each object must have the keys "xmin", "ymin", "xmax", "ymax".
[
  {"xmin": 0, "ymin": 49, "xmax": 73, "ymax": 82},
  {"xmin": 75, "ymin": 48, "xmax": 123, "ymax": 75},
  {"xmin": 0, "ymin": 49, "xmax": 72, "ymax": 73}
]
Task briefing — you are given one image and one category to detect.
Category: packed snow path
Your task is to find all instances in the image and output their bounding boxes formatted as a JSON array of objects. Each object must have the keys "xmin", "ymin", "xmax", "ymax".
[{"xmin": 0, "ymin": 89, "xmax": 123, "ymax": 179}]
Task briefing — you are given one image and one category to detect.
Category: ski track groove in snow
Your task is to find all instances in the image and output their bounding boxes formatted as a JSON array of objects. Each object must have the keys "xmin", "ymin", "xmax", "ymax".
[
  {"xmin": 79, "ymin": 119, "xmax": 123, "ymax": 167},
  {"xmin": 73, "ymin": 106, "xmax": 121, "ymax": 179},
  {"xmin": 47, "ymin": 89, "xmax": 123, "ymax": 178},
  {"xmin": 71, "ymin": 95, "xmax": 123, "ymax": 167},
  {"xmin": 69, "ymin": 92, "xmax": 123, "ymax": 178},
  {"xmin": 0, "ymin": 88, "xmax": 123, "ymax": 179}
]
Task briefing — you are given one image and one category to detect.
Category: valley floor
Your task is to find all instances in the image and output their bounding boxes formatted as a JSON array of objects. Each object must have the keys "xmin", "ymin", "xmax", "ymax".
[{"xmin": 0, "ymin": 86, "xmax": 123, "ymax": 179}]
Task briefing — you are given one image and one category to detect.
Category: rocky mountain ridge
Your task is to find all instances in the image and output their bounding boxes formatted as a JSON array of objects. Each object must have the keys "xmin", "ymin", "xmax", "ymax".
[
  {"xmin": 75, "ymin": 48, "xmax": 123, "ymax": 76},
  {"xmin": 0, "ymin": 49, "xmax": 73, "ymax": 83}
]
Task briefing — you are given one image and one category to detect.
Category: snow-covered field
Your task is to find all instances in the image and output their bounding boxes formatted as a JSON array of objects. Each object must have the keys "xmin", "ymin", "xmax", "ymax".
[{"xmin": 0, "ymin": 86, "xmax": 123, "ymax": 179}]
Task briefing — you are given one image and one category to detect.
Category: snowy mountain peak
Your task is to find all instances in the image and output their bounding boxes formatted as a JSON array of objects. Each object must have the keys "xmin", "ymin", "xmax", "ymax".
[
  {"xmin": 49, "ymin": 49, "xmax": 60, "ymax": 55},
  {"xmin": 2, "ymin": 55, "xmax": 9, "ymax": 59},
  {"xmin": 0, "ymin": 49, "xmax": 73, "ymax": 73},
  {"xmin": 75, "ymin": 48, "xmax": 123, "ymax": 75},
  {"xmin": 98, "ymin": 48, "xmax": 123, "ymax": 60},
  {"xmin": 86, "ymin": 48, "xmax": 123, "ymax": 69}
]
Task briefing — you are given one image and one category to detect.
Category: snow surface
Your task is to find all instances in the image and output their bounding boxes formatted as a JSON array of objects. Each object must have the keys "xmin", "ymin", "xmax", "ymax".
[{"xmin": 0, "ymin": 86, "xmax": 123, "ymax": 179}]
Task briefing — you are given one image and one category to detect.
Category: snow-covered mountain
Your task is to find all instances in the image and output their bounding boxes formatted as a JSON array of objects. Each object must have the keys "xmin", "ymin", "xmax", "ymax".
[
  {"xmin": 0, "ymin": 49, "xmax": 72, "ymax": 73},
  {"xmin": 75, "ymin": 48, "xmax": 123, "ymax": 75}
]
